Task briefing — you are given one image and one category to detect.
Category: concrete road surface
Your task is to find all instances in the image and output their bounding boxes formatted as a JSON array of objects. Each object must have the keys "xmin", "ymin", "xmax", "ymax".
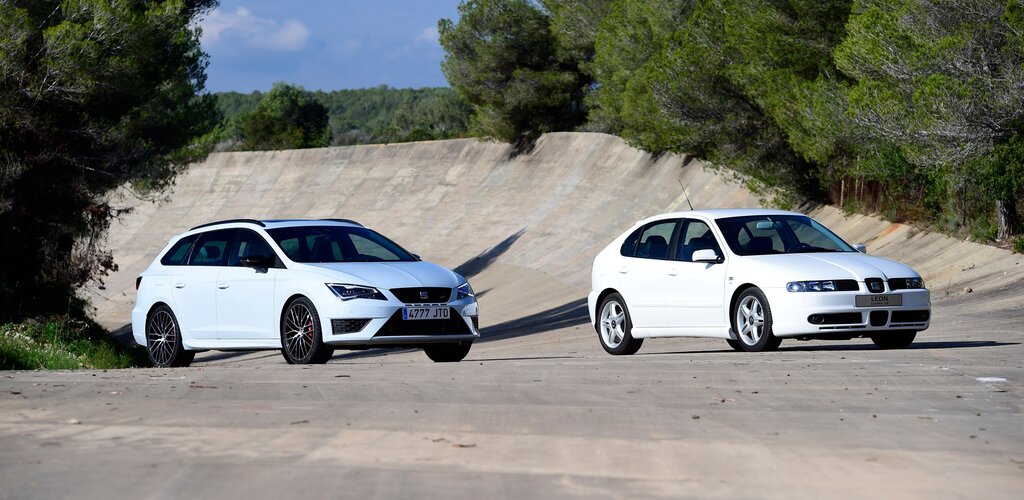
[{"xmin": 2, "ymin": 302, "xmax": 1021, "ymax": 499}]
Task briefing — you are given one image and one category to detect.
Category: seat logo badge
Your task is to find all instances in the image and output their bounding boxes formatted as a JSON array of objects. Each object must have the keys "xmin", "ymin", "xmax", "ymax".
[
  {"xmin": 869, "ymin": 282, "xmax": 881, "ymax": 292},
  {"xmin": 420, "ymin": 291, "xmax": 429, "ymax": 300}
]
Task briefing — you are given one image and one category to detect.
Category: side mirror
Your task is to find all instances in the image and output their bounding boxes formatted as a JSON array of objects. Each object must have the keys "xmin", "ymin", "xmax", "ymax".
[
  {"xmin": 692, "ymin": 249, "xmax": 722, "ymax": 263},
  {"xmin": 853, "ymin": 244, "xmax": 867, "ymax": 254},
  {"xmin": 241, "ymin": 255, "xmax": 274, "ymax": 269}
]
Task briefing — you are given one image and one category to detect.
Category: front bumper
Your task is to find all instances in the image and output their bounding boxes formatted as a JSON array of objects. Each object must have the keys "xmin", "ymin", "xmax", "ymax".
[
  {"xmin": 318, "ymin": 295, "xmax": 480, "ymax": 347},
  {"xmin": 765, "ymin": 287, "xmax": 931, "ymax": 337}
]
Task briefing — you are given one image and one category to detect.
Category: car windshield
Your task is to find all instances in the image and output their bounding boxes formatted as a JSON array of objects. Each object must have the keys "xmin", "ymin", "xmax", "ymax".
[
  {"xmin": 714, "ymin": 215, "xmax": 855, "ymax": 256},
  {"xmin": 266, "ymin": 225, "xmax": 416, "ymax": 263}
]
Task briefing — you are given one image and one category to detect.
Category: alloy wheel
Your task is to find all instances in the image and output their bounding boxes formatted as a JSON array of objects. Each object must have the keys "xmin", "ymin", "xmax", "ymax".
[
  {"xmin": 736, "ymin": 295, "xmax": 765, "ymax": 346},
  {"xmin": 147, "ymin": 309, "xmax": 178, "ymax": 366},
  {"xmin": 284, "ymin": 302, "xmax": 315, "ymax": 360},
  {"xmin": 600, "ymin": 300, "xmax": 626, "ymax": 348}
]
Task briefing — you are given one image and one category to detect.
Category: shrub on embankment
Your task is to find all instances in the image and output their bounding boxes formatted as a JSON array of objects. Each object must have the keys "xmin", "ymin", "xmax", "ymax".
[{"xmin": 0, "ymin": 317, "xmax": 145, "ymax": 370}]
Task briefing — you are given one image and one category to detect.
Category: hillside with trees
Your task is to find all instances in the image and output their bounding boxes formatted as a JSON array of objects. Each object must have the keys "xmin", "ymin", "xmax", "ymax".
[
  {"xmin": 213, "ymin": 85, "xmax": 472, "ymax": 149},
  {"xmin": 440, "ymin": 0, "xmax": 1024, "ymax": 248}
]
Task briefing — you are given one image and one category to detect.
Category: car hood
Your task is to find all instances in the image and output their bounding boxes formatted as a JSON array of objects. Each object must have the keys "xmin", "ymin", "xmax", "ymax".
[
  {"xmin": 737, "ymin": 252, "xmax": 920, "ymax": 284},
  {"xmin": 295, "ymin": 261, "xmax": 463, "ymax": 289}
]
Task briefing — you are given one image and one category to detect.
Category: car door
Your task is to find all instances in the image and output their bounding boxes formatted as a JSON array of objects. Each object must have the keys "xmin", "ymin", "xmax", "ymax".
[
  {"xmin": 172, "ymin": 229, "xmax": 235, "ymax": 340},
  {"xmin": 216, "ymin": 229, "xmax": 280, "ymax": 341},
  {"xmin": 666, "ymin": 219, "xmax": 728, "ymax": 328},
  {"xmin": 615, "ymin": 219, "xmax": 681, "ymax": 329}
]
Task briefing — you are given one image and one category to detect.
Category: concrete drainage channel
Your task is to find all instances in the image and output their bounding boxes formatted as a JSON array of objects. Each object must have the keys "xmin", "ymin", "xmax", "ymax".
[{"xmin": 2, "ymin": 132, "xmax": 1021, "ymax": 498}]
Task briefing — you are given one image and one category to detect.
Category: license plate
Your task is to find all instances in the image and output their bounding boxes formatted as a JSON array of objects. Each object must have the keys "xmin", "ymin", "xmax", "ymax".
[
  {"xmin": 855, "ymin": 294, "xmax": 903, "ymax": 307},
  {"xmin": 402, "ymin": 306, "xmax": 450, "ymax": 320}
]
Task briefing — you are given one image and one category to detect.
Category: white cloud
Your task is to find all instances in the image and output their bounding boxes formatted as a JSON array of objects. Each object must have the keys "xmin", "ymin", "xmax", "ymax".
[
  {"xmin": 416, "ymin": 26, "xmax": 439, "ymax": 45},
  {"xmin": 201, "ymin": 7, "xmax": 311, "ymax": 52},
  {"xmin": 386, "ymin": 26, "xmax": 442, "ymax": 60}
]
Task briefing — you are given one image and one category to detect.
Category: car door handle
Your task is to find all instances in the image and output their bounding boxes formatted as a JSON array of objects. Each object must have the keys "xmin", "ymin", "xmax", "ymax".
[
  {"xmin": 667, "ymin": 268, "xmax": 678, "ymax": 276},
  {"xmin": 618, "ymin": 266, "xmax": 629, "ymax": 274},
  {"xmin": 217, "ymin": 282, "xmax": 229, "ymax": 289},
  {"xmin": 174, "ymin": 283, "xmax": 185, "ymax": 289}
]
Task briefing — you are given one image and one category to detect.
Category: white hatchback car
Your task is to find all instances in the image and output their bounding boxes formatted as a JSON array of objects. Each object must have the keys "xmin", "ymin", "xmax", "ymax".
[
  {"xmin": 132, "ymin": 219, "xmax": 479, "ymax": 366},
  {"xmin": 589, "ymin": 209, "xmax": 931, "ymax": 353}
]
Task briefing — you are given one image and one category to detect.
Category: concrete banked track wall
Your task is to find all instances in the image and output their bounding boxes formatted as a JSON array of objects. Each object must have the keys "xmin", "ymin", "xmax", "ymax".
[{"xmin": 88, "ymin": 132, "xmax": 1024, "ymax": 332}]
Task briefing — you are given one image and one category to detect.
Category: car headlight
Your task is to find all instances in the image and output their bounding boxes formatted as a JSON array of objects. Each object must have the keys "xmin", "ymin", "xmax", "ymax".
[
  {"xmin": 326, "ymin": 283, "xmax": 386, "ymax": 301},
  {"xmin": 787, "ymin": 280, "xmax": 838, "ymax": 292},
  {"xmin": 905, "ymin": 277, "xmax": 924, "ymax": 289},
  {"xmin": 456, "ymin": 282, "xmax": 474, "ymax": 300}
]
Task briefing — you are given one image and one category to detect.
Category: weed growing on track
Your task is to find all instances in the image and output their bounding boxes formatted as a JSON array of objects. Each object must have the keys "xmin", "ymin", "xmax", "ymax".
[{"xmin": 0, "ymin": 317, "xmax": 146, "ymax": 370}]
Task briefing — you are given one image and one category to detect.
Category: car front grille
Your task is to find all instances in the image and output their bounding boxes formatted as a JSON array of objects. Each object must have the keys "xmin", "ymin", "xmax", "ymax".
[
  {"xmin": 373, "ymin": 308, "xmax": 469, "ymax": 337},
  {"xmin": 864, "ymin": 278, "xmax": 886, "ymax": 293},
  {"xmin": 331, "ymin": 319, "xmax": 370, "ymax": 334},
  {"xmin": 389, "ymin": 287, "xmax": 452, "ymax": 304}
]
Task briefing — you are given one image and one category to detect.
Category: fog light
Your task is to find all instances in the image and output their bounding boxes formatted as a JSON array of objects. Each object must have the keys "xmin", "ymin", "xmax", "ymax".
[{"xmin": 808, "ymin": 314, "xmax": 824, "ymax": 324}]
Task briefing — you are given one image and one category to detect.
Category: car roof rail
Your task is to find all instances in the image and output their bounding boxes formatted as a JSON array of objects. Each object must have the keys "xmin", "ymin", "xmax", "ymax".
[
  {"xmin": 321, "ymin": 218, "xmax": 363, "ymax": 226},
  {"xmin": 189, "ymin": 219, "xmax": 266, "ymax": 230}
]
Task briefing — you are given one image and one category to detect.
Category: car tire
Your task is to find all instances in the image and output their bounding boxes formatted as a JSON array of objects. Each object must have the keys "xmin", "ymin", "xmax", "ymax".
[
  {"xmin": 145, "ymin": 305, "xmax": 195, "ymax": 368},
  {"xmin": 726, "ymin": 339, "xmax": 744, "ymax": 352},
  {"xmin": 870, "ymin": 330, "xmax": 916, "ymax": 349},
  {"xmin": 597, "ymin": 293, "xmax": 643, "ymax": 355},
  {"xmin": 280, "ymin": 297, "xmax": 334, "ymax": 364},
  {"xmin": 731, "ymin": 287, "xmax": 782, "ymax": 352},
  {"xmin": 423, "ymin": 342, "xmax": 472, "ymax": 362}
]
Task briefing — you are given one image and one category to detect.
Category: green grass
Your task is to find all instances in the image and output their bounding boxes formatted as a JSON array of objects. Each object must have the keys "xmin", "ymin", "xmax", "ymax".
[{"xmin": 0, "ymin": 317, "xmax": 146, "ymax": 370}]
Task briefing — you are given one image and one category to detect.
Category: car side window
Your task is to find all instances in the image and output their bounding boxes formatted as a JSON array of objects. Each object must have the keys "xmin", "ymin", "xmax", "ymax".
[
  {"xmin": 188, "ymin": 229, "xmax": 235, "ymax": 267},
  {"xmin": 229, "ymin": 229, "xmax": 277, "ymax": 267},
  {"xmin": 633, "ymin": 221, "xmax": 677, "ymax": 260},
  {"xmin": 160, "ymin": 234, "xmax": 197, "ymax": 266},
  {"xmin": 676, "ymin": 220, "xmax": 722, "ymax": 262},
  {"xmin": 620, "ymin": 227, "xmax": 643, "ymax": 257}
]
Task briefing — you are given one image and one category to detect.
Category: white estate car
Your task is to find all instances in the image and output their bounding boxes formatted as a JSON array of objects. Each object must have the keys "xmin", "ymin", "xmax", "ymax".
[
  {"xmin": 588, "ymin": 209, "xmax": 931, "ymax": 353},
  {"xmin": 132, "ymin": 219, "xmax": 479, "ymax": 366}
]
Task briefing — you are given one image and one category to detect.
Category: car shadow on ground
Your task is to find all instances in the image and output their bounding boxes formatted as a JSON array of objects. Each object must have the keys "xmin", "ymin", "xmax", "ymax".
[
  {"xmin": 779, "ymin": 340, "xmax": 1019, "ymax": 351},
  {"xmin": 480, "ymin": 298, "xmax": 589, "ymax": 342},
  {"xmin": 638, "ymin": 339, "xmax": 1019, "ymax": 356}
]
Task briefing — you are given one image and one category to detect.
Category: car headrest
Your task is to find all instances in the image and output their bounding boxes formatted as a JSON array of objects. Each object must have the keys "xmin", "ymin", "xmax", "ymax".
[
  {"xmin": 746, "ymin": 236, "xmax": 774, "ymax": 253},
  {"xmin": 202, "ymin": 245, "xmax": 221, "ymax": 260},
  {"xmin": 645, "ymin": 235, "xmax": 668, "ymax": 259}
]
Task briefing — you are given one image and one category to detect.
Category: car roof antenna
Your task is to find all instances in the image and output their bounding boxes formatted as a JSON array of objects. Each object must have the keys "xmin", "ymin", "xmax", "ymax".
[{"xmin": 678, "ymin": 178, "xmax": 695, "ymax": 211}]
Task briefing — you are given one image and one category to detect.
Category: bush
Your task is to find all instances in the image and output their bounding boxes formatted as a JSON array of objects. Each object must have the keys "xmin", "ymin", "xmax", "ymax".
[
  {"xmin": 0, "ymin": 317, "xmax": 146, "ymax": 370},
  {"xmin": 1013, "ymin": 236, "xmax": 1024, "ymax": 254}
]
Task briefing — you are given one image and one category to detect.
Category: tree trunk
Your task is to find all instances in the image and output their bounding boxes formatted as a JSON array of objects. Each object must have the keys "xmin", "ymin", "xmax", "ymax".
[{"xmin": 996, "ymin": 199, "xmax": 1018, "ymax": 240}]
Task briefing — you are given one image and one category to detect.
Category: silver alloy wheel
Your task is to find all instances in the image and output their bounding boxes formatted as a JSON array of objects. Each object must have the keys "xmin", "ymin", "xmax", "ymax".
[
  {"xmin": 284, "ymin": 302, "xmax": 315, "ymax": 360},
  {"xmin": 600, "ymin": 300, "xmax": 626, "ymax": 348},
  {"xmin": 147, "ymin": 309, "xmax": 177, "ymax": 366},
  {"xmin": 736, "ymin": 295, "xmax": 765, "ymax": 345}
]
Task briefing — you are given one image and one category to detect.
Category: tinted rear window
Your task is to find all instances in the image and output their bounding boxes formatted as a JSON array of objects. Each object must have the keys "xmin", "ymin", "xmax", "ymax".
[{"xmin": 161, "ymin": 235, "xmax": 197, "ymax": 266}]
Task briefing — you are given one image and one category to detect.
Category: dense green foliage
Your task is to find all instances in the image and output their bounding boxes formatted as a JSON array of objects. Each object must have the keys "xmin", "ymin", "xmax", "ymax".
[
  {"xmin": 214, "ymin": 86, "xmax": 471, "ymax": 148},
  {"xmin": 0, "ymin": 317, "xmax": 145, "ymax": 370},
  {"xmin": 0, "ymin": 0, "xmax": 220, "ymax": 321},
  {"xmin": 439, "ymin": 0, "xmax": 588, "ymax": 145},
  {"xmin": 237, "ymin": 83, "xmax": 330, "ymax": 150},
  {"xmin": 442, "ymin": 0, "xmax": 1024, "ymax": 240}
]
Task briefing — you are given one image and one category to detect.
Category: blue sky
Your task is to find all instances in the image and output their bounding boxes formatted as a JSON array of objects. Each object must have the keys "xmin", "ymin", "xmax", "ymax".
[{"xmin": 200, "ymin": 1, "xmax": 462, "ymax": 92}]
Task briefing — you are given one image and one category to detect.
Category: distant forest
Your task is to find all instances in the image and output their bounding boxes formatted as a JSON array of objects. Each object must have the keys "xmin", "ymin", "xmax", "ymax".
[{"xmin": 213, "ymin": 86, "xmax": 471, "ymax": 149}]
